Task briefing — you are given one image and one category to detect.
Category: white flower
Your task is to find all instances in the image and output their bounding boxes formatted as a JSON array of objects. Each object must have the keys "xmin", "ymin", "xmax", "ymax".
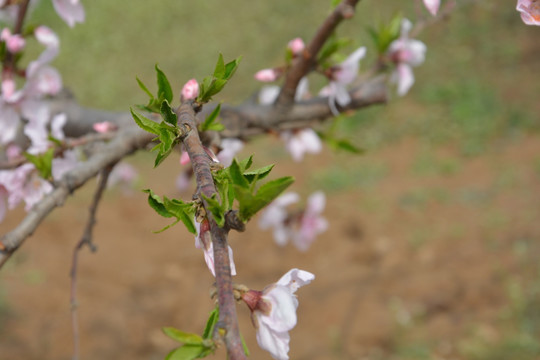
[
  {"xmin": 319, "ymin": 47, "xmax": 366, "ymax": 115},
  {"xmin": 258, "ymin": 77, "xmax": 309, "ymax": 105},
  {"xmin": 52, "ymin": 0, "xmax": 85, "ymax": 28},
  {"xmin": 194, "ymin": 218, "xmax": 236, "ymax": 277},
  {"xmin": 517, "ymin": 0, "xmax": 540, "ymax": 26},
  {"xmin": 293, "ymin": 191, "xmax": 328, "ymax": 251},
  {"xmin": 281, "ymin": 128, "xmax": 322, "ymax": 162},
  {"xmin": 387, "ymin": 19, "xmax": 427, "ymax": 96},
  {"xmin": 217, "ymin": 138, "xmax": 244, "ymax": 167},
  {"xmin": 243, "ymin": 269, "xmax": 315, "ymax": 360},
  {"xmin": 423, "ymin": 0, "xmax": 440, "ymax": 16},
  {"xmin": 258, "ymin": 192, "xmax": 300, "ymax": 246}
]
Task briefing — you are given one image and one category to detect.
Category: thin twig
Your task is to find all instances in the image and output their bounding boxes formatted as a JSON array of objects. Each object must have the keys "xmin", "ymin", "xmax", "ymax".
[
  {"xmin": 70, "ymin": 164, "xmax": 114, "ymax": 360},
  {"xmin": 0, "ymin": 127, "xmax": 154, "ymax": 268},
  {"xmin": 274, "ymin": 0, "xmax": 360, "ymax": 109},
  {"xmin": 2, "ymin": 0, "xmax": 30, "ymax": 73}
]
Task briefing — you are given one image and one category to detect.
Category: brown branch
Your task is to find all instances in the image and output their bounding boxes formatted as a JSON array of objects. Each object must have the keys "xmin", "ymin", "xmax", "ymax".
[
  {"xmin": 2, "ymin": 0, "xmax": 30, "ymax": 73},
  {"xmin": 274, "ymin": 0, "xmax": 360, "ymax": 109},
  {"xmin": 0, "ymin": 127, "xmax": 154, "ymax": 268},
  {"xmin": 177, "ymin": 102, "xmax": 246, "ymax": 360},
  {"xmin": 70, "ymin": 164, "xmax": 114, "ymax": 360}
]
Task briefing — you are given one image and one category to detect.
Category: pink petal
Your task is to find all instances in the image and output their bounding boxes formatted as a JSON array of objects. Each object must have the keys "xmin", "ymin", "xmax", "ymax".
[
  {"xmin": 181, "ymin": 78, "xmax": 199, "ymax": 100},
  {"xmin": 423, "ymin": 0, "xmax": 440, "ymax": 16},
  {"xmin": 52, "ymin": 0, "xmax": 85, "ymax": 27}
]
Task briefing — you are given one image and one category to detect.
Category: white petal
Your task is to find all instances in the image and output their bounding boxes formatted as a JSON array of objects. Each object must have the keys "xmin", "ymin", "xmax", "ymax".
[
  {"xmin": 306, "ymin": 191, "xmax": 326, "ymax": 215},
  {"xmin": 275, "ymin": 268, "xmax": 315, "ymax": 293},
  {"xmin": 298, "ymin": 129, "xmax": 322, "ymax": 154},
  {"xmin": 261, "ymin": 286, "xmax": 298, "ymax": 332},
  {"xmin": 334, "ymin": 47, "xmax": 366, "ymax": 84},
  {"xmin": 255, "ymin": 315, "xmax": 291, "ymax": 360},
  {"xmin": 394, "ymin": 63, "xmax": 415, "ymax": 96},
  {"xmin": 423, "ymin": 0, "xmax": 440, "ymax": 16},
  {"xmin": 259, "ymin": 85, "xmax": 280, "ymax": 105}
]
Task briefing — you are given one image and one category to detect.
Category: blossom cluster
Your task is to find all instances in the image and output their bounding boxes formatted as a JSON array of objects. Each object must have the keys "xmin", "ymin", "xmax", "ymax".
[{"xmin": 0, "ymin": 1, "xmax": 86, "ymax": 223}]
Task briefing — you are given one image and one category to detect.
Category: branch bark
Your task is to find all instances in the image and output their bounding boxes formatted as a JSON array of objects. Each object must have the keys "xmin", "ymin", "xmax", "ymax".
[{"xmin": 177, "ymin": 102, "xmax": 246, "ymax": 360}]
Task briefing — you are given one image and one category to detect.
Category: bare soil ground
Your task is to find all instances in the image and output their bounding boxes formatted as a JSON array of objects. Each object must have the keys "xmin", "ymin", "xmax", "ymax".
[{"xmin": 1, "ymin": 134, "xmax": 539, "ymax": 360}]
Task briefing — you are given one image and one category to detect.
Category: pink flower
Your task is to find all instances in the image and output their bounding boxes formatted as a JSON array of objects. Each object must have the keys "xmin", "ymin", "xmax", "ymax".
[
  {"xmin": 281, "ymin": 128, "xmax": 322, "ymax": 162},
  {"xmin": 387, "ymin": 19, "xmax": 426, "ymax": 96},
  {"xmin": 1, "ymin": 28, "xmax": 26, "ymax": 53},
  {"xmin": 107, "ymin": 162, "xmax": 138, "ymax": 191},
  {"xmin": 195, "ymin": 218, "xmax": 236, "ymax": 277},
  {"xmin": 52, "ymin": 149, "xmax": 79, "ymax": 181},
  {"xmin": 258, "ymin": 192, "xmax": 300, "ymax": 246},
  {"xmin": 0, "ymin": 164, "xmax": 53, "ymax": 211},
  {"xmin": 293, "ymin": 191, "xmax": 328, "ymax": 251},
  {"xmin": 241, "ymin": 269, "xmax": 315, "ymax": 360},
  {"xmin": 181, "ymin": 79, "xmax": 199, "ymax": 101},
  {"xmin": 217, "ymin": 138, "xmax": 244, "ymax": 167},
  {"xmin": 254, "ymin": 68, "xmax": 280, "ymax": 82},
  {"xmin": 319, "ymin": 47, "xmax": 366, "ymax": 115},
  {"xmin": 287, "ymin": 37, "xmax": 305, "ymax": 55},
  {"xmin": 93, "ymin": 121, "xmax": 117, "ymax": 133},
  {"xmin": 517, "ymin": 0, "xmax": 540, "ymax": 26},
  {"xmin": 423, "ymin": 0, "xmax": 440, "ymax": 16},
  {"xmin": 52, "ymin": 0, "xmax": 85, "ymax": 28}
]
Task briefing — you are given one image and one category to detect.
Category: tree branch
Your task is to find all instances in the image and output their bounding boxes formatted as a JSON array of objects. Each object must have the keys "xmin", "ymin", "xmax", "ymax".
[
  {"xmin": 274, "ymin": 0, "xmax": 360, "ymax": 109},
  {"xmin": 0, "ymin": 128, "xmax": 153, "ymax": 267},
  {"xmin": 177, "ymin": 102, "xmax": 246, "ymax": 360}
]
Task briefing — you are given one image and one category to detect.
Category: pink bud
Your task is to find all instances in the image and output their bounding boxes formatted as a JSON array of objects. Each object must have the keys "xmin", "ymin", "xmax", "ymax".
[
  {"xmin": 254, "ymin": 68, "xmax": 280, "ymax": 82},
  {"xmin": 93, "ymin": 121, "xmax": 117, "ymax": 133},
  {"xmin": 1, "ymin": 28, "xmax": 25, "ymax": 53},
  {"xmin": 181, "ymin": 79, "xmax": 199, "ymax": 101},
  {"xmin": 179, "ymin": 151, "xmax": 191, "ymax": 165},
  {"xmin": 287, "ymin": 37, "xmax": 305, "ymax": 55}
]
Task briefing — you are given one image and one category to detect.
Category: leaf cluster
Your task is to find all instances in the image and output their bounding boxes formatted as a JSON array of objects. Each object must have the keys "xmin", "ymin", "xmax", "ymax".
[
  {"xmin": 24, "ymin": 148, "xmax": 55, "ymax": 180},
  {"xmin": 368, "ymin": 14, "xmax": 402, "ymax": 55},
  {"xmin": 143, "ymin": 189, "xmax": 196, "ymax": 234},
  {"xmin": 197, "ymin": 54, "xmax": 241, "ymax": 104}
]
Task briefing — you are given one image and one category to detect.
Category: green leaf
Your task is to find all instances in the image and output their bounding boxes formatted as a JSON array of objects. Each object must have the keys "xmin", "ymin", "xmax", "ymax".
[
  {"xmin": 136, "ymin": 77, "xmax": 154, "ymax": 100},
  {"xmin": 213, "ymin": 53, "xmax": 226, "ymax": 79},
  {"xmin": 228, "ymin": 159, "xmax": 249, "ymax": 189},
  {"xmin": 163, "ymin": 197, "xmax": 197, "ymax": 234},
  {"xmin": 165, "ymin": 345, "xmax": 205, "ymax": 360},
  {"xmin": 240, "ymin": 332, "xmax": 250, "ymax": 356},
  {"xmin": 160, "ymin": 100, "xmax": 178, "ymax": 126},
  {"xmin": 163, "ymin": 327, "xmax": 203, "ymax": 345},
  {"xmin": 143, "ymin": 189, "xmax": 172, "ymax": 218},
  {"xmin": 24, "ymin": 148, "xmax": 54, "ymax": 179},
  {"xmin": 244, "ymin": 164, "xmax": 274, "ymax": 183},
  {"xmin": 201, "ymin": 194, "xmax": 225, "ymax": 227},
  {"xmin": 155, "ymin": 64, "xmax": 173, "ymax": 103},
  {"xmin": 224, "ymin": 56, "xmax": 242, "ymax": 80},
  {"xmin": 318, "ymin": 34, "xmax": 352, "ymax": 67},
  {"xmin": 202, "ymin": 307, "xmax": 219, "ymax": 339},
  {"xmin": 131, "ymin": 108, "xmax": 161, "ymax": 135},
  {"xmin": 236, "ymin": 176, "xmax": 294, "ymax": 221},
  {"xmin": 238, "ymin": 155, "xmax": 253, "ymax": 171},
  {"xmin": 199, "ymin": 103, "xmax": 222, "ymax": 132}
]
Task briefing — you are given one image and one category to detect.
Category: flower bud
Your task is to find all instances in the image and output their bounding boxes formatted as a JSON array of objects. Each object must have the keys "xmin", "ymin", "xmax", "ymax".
[
  {"xmin": 254, "ymin": 68, "xmax": 280, "ymax": 82},
  {"xmin": 181, "ymin": 79, "xmax": 199, "ymax": 101},
  {"xmin": 287, "ymin": 37, "xmax": 305, "ymax": 55}
]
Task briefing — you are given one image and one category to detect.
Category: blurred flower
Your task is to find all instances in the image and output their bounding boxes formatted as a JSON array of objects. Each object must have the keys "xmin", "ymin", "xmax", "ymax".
[
  {"xmin": 287, "ymin": 37, "xmax": 305, "ymax": 55},
  {"xmin": 181, "ymin": 78, "xmax": 199, "ymax": 101},
  {"xmin": 52, "ymin": 0, "xmax": 85, "ymax": 28},
  {"xmin": 258, "ymin": 192, "xmax": 300, "ymax": 246},
  {"xmin": 293, "ymin": 191, "xmax": 328, "ymax": 251},
  {"xmin": 259, "ymin": 191, "xmax": 328, "ymax": 251},
  {"xmin": 517, "ymin": 0, "xmax": 540, "ymax": 26},
  {"xmin": 52, "ymin": 149, "xmax": 79, "ymax": 181},
  {"xmin": 175, "ymin": 170, "xmax": 192, "ymax": 192},
  {"xmin": 281, "ymin": 128, "xmax": 322, "ymax": 162},
  {"xmin": 1, "ymin": 28, "xmax": 25, "ymax": 53},
  {"xmin": 217, "ymin": 138, "xmax": 244, "ymax": 167},
  {"xmin": 423, "ymin": 0, "xmax": 440, "ymax": 16},
  {"xmin": 107, "ymin": 162, "xmax": 138, "ymax": 192},
  {"xmin": 387, "ymin": 19, "xmax": 426, "ymax": 96},
  {"xmin": 254, "ymin": 68, "xmax": 281, "ymax": 82},
  {"xmin": 241, "ymin": 269, "xmax": 315, "ymax": 360},
  {"xmin": 93, "ymin": 121, "xmax": 117, "ymax": 133},
  {"xmin": 0, "ymin": 163, "xmax": 53, "ymax": 211},
  {"xmin": 318, "ymin": 47, "xmax": 366, "ymax": 115},
  {"xmin": 194, "ymin": 217, "xmax": 236, "ymax": 277}
]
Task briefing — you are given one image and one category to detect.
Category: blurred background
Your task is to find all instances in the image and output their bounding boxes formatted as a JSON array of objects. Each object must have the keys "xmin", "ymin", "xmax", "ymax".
[{"xmin": 1, "ymin": 0, "xmax": 540, "ymax": 359}]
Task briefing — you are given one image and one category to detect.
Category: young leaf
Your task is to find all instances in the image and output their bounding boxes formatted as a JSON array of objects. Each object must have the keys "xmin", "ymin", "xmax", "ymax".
[
  {"xmin": 224, "ymin": 56, "xmax": 242, "ymax": 80},
  {"xmin": 201, "ymin": 194, "xmax": 225, "ymax": 227},
  {"xmin": 237, "ymin": 176, "xmax": 295, "ymax": 221},
  {"xmin": 155, "ymin": 64, "xmax": 173, "ymax": 103},
  {"xmin": 164, "ymin": 345, "xmax": 205, "ymax": 360},
  {"xmin": 244, "ymin": 164, "xmax": 274, "ymax": 183},
  {"xmin": 142, "ymin": 189, "xmax": 172, "ymax": 218},
  {"xmin": 24, "ymin": 148, "xmax": 54, "ymax": 179},
  {"xmin": 131, "ymin": 108, "xmax": 161, "ymax": 135},
  {"xmin": 228, "ymin": 159, "xmax": 249, "ymax": 189},
  {"xmin": 163, "ymin": 327, "xmax": 203, "ymax": 345},
  {"xmin": 160, "ymin": 100, "xmax": 178, "ymax": 126},
  {"xmin": 213, "ymin": 53, "xmax": 226, "ymax": 79},
  {"xmin": 136, "ymin": 77, "xmax": 154, "ymax": 100},
  {"xmin": 163, "ymin": 197, "xmax": 197, "ymax": 234},
  {"xmin": 238, "ymin": 155, "xmax": 253, "ymax": 171},
  {"xmin": 202, "ymin": 307, "xmax": 219, "ymax": 339},
  {"xmin": 199, "ymin": 103, "xmax": 222, "ymax": 132}
]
